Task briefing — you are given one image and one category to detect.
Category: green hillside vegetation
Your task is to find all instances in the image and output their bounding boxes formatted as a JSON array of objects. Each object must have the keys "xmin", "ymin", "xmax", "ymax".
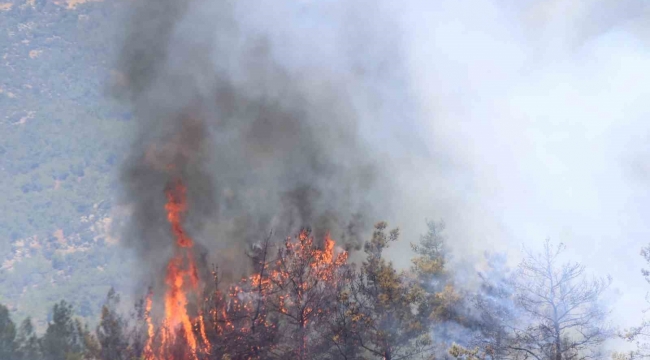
[{"xmin": 0, "ymin": 0, "xmax": 133, "ymax": 328}]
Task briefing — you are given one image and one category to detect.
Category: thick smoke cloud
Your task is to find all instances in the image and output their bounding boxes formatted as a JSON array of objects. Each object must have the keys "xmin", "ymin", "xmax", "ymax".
[
  {"xmin": 113, "ymin": 0, "xmax": 650, "ymax": 352},
  {"xmin": 114, "ymin": 0, "xmax": 410, "ymax": 283},
  {"xmin": 396, "ymin": 0, "xmax": 650, "ymax": 350}
]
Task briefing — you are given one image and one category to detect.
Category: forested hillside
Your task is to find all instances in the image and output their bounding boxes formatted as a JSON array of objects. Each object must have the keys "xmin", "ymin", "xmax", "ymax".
[
  {"xmin": 0, "ymin": 0, "xmax": 133, "ymax": 328},
  {"xmin": 0, "ymin": 221, "xmax": 630, "ymax": 360}
]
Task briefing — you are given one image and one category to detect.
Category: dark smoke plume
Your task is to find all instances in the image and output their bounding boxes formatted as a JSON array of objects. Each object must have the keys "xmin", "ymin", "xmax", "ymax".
[{"xmin": 114, "ymin": 0, "xmax": 404, "ymax": 284}]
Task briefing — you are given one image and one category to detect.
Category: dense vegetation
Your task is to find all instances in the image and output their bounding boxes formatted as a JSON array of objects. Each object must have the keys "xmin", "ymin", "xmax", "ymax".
[
  {"xmin": 0, "ymin": 0, "xmax": 133, "ymax": 327},
  {"xmin": 0, "ymin": 221, "xmax": 631, "ymax": 360}
]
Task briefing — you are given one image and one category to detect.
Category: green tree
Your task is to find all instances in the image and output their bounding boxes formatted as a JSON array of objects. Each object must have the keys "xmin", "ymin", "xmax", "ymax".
[
  {"xmin": 317, "ymin": 276, "xmax": 365, "ymax": 360},
  {"xmin": 410, "ymin": 220, "xmax": 469, "ymax": 357},
  {"xmin": 410, "ymin": 220, "xmax": 461, "ymax": 322},
  {"xmin": 0, "ymin": 304, "xmax": 17, "ymax": 360},
  {"xmin": 16, "ymin": 318, "xmax": 41, "ymax": 360},
  {"xmin": 96, "ymin": 289, "xmax": 128, "ymax": 360},
  {"xmin": 40, "ymin": 301, "xmax": 87, "ymax": 360},
  {"xmin": 349, "ymin": 221, "xmax": 432, "ymax": 360}
]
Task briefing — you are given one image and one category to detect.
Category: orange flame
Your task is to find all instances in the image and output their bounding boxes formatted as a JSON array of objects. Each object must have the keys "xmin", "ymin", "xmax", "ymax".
[
  {"xmin": 143, "ymin": 180, "xmax": 350, "ymax": 359},
  {"xmin": 143, "ymin": 290, "xmax": 155, "ymax": 359},
  {"xmin": 144, "ymin": 180, "xmax": 207, "ymax": 360}
]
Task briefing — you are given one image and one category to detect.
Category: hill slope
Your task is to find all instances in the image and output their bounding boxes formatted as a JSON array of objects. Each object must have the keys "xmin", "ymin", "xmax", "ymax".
[{"xmin": 0, "ymin": 0, "xmax": 133, "ymax": 328}]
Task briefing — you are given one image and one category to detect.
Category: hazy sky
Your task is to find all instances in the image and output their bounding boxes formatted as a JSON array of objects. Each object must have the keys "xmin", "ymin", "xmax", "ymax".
[{"xmin": 383, "ymin": 0, "xmax": 650, "ymax": 347}]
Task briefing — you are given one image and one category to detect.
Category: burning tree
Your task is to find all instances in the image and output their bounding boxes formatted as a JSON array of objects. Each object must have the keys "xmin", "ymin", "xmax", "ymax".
[
  {"xmin": 267, "ymin": 229, "xmax": 350, "ymax": 359},
  {"xmin": 140, "ymin": 180, "xmax": 212, "ymax": 360},
  {"xmin": 193, "ymin": 229, "xmax": 352, "ymax": 360},
  {"xmin": 200, "ymin": 238, "xmax": 279, "ymax": 359},
  {"xmin": 129, "ymin": 170, "xmax": 354, "ymax": 360},
  {"xmin": 0, "ymin": 196, "xmax": 622, "ymax": 360},
  {"xmin": 118, "ymin": 174, "xmax": 481, "ymax": 360},
  {"xmin": 136, "ymin": 177, "xmax": 442, "ymax": 360}
]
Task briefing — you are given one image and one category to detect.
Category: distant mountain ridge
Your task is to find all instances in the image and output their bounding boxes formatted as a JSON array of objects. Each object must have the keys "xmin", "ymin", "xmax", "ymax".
[{"xmin": 0, "ymin": 0, "xmax": 133, "ymax": 328}]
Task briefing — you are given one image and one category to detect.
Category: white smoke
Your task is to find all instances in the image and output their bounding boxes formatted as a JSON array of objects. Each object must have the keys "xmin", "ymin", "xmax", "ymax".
[{"xmin": 114, "ymin": 0, "xmax": 650, "ymax": 353}]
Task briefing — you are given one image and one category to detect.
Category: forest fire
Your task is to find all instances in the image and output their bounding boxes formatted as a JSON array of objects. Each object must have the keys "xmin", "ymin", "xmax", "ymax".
[
  {"xmin": 143, "ymin": 180, "xmax": 210, "ymax": 360},
  {"xmin": 142, "ymin": 179, "xmax": 350, "ymax": 359}
]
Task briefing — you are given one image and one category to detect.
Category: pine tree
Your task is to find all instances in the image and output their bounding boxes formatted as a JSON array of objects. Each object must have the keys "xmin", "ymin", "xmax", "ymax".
[
  {"xmin": 96, "ymin": 289, "xmax": 128, "ymax": 360},
  {"xmin": 268, "ymin": 229, "xmax": 349, "ymax": 360},
  {"xmin": 205, "ymin": 263, "xmax": 278, "ymax": 360},
  {"xmin": 349, "ymin": 221, "xmax": 432, "ymax": 360},
  {"xmin": 313, "ymin": 266, "xmax": 362, "ymax": 360},
  {"xmin": 411, "ymin": 220, "xmax": 447, "ymax": 286},
  {"xmin": 410, "ymin": 220, "xmax": 468, "ymax": 356},
  {"xmin": 16, "ymin": 318, "xmax": 41, "ymax": 360},
  {"xmin": 471, "ymin": 253, "xmax": 516, "ymax": 360},
  {"xmin": 410, "ymin": 220, "xmax": 450, "ymax": 322},
  {"xmin": 0, "ymin": 304, "xmax": 17, "ymax": 360},
  {"xmin": 40, "ymin": 301, "xmax": 87, "ymax": 360}
]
